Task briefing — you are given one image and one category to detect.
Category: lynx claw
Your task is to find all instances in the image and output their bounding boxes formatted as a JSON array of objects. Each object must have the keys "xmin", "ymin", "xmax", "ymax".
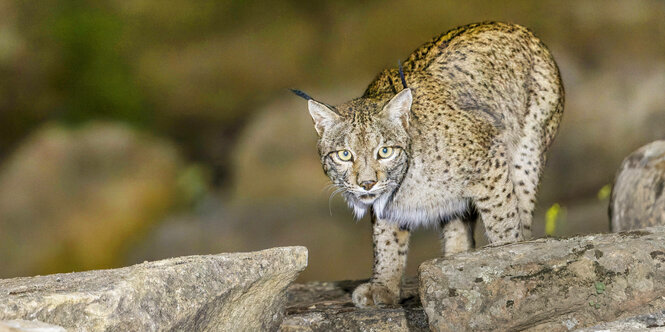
[{"xmin": 352, "ymin": 282, "xmax": 399, "ymax": 308}]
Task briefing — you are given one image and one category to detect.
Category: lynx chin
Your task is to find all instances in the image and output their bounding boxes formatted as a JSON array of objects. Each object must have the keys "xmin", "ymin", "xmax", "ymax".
[{"xmin": 295, "ymin": 22, "xmax": 563, "ymax": 308}]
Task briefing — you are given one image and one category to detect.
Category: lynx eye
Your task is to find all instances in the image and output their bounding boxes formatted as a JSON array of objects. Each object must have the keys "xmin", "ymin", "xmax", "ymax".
[
  {"xmin": 337, "ymin": 150, "xmax": 353, "ymax": 161},
  {"xmin": 377, "ymin": 147, "xmax": 395, "ymax": 159}
]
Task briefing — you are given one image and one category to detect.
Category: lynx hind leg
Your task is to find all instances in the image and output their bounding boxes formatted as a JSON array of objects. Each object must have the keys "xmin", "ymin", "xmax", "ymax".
[
  {"xmin": 439, "ymin": 211, "xmax": 477, "ymax": 257},
  {"xmin": 512, "ymin": 70, "xmax": 563, "ymax": 238},
  {"xmin": 352, "ymin": 215, "xmax": 410, "ymax": 308},
  {"xmin": 473, "ymin": 145, "xmax": 523, "ymax": 244},
  {"xmin": 511, "ymin": 137, "xmax": 545, "ymax": 239}
]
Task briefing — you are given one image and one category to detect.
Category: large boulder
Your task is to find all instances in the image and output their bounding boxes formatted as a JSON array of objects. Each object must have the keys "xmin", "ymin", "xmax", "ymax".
[
  {"xmin": 0, "ymin": 122, "xmax": 184, "ymax": 278},
  {"xmin": 419, "ymin": 227, "xmax": 665, "ymax": 331},
  {"xmin": 610, "ymin": 140, "xmax": 665, "ymax": 232},
  {"xmin": 0, "ymin": 246, "xmax": 307, "ymax": 331}
]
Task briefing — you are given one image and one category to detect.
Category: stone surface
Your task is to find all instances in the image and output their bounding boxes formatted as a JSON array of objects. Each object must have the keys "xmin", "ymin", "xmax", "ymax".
[
  {"xmin": 610, "ymin": 140, "xmax": 665, "ymax": 232},
  {"xmin": 0, "ymin": 320, "xmax": 66, "ymax": 332},
  {"xmin": 280, "ymin": 277, "xmax": 429, "ymax": 331},
  {"xmin": 419, "ymin": 226, "xmax": 665, "ymax": 332},
  {"xmin": 576, "ymin": 310, "xmax": 665, "ymax": 331},
  {"xmin": 0, "ymin": 246, "xmax": 307, "ymax": 332}
]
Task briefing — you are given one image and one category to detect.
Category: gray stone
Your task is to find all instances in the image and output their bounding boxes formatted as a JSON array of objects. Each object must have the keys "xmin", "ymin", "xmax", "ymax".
[
  {"xmin": 280, "ymin": 277, "xmax": 428, "ymax": 331},
  {"xmin": 0, "ymin": 246, "xmax": 308, "ymax": 332},
  {"xmin": 419, "ymin": 226, "xmax": 665, "ymax": 331},
  {"xmin": 576, "ymin": 310, "xmax": 665, "ymax": 331},
  {"xmin": 0, "ymin": 320, "xmax": 65, "ymax": 332},
  {"xmin": 610, "ymin": 140, "xmax": 665, "ymax": 232}
]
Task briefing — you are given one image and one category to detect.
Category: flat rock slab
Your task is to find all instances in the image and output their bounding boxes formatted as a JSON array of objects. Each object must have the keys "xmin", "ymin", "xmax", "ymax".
[
  {"xmin": 0, "ymin": 320, "xmax": 66, "ymax": 332},
  {"xmin": 419, "ymin": 227, "xmax": 665, "ymax": 331},
  {"xmin": 576, "ymin": 310, "xmax": 665, "ymax": 331},
  {"xmin": 0, "ymin": 246, "xmax": 307, "ymax": 332},
  {"xmin": 280, "ymin": 277, "xmax": 429, "ymax": 331}
]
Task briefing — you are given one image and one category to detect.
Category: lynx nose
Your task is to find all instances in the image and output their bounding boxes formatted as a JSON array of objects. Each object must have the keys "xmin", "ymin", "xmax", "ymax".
[{"xmin": 359, "ymin": 180, "xmax": 377, "ymax": 191}]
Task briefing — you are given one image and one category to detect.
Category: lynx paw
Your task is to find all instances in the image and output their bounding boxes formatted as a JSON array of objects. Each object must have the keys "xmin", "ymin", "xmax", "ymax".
[{"xmin": 352, "ymin": 282, "xmax": 399, "ymax": 308}]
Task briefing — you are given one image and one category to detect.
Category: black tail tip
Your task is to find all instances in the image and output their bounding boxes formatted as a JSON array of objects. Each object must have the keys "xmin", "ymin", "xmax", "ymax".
[{"xmin": 290, "ymin": 89, "xmax": 312, "ymax": 101}]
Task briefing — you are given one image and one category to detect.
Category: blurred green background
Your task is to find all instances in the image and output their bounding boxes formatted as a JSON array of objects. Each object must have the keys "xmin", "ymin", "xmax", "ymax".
[{"xmin": 0, "ymin": 0, "xmax": 663, "ymax": 281}]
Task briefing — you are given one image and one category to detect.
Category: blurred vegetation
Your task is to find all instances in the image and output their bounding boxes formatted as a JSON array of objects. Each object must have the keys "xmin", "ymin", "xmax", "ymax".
[
  {"xmin": 0, "ymin": 0, "xmax": 663, "ymax": 280},
  {"xmin": 545, "ymin": 204, "xmax": 559, "ymax": 236}
]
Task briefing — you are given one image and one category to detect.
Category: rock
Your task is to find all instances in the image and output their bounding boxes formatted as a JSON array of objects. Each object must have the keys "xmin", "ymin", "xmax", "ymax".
[
  {"xmin": 0, "ymin": 122, "xmax": 184, "ymax": 278},
  {"xmin": 610, "ymin": 140, "xmax": 665, "ymax": 232},
  {"xmin": 576, "ymin": 310, "xmax": 665, "ymax": 331},
  {"xmin": 231, "ymin": 97, "xmax": 327, "ymax": 203},
  {"xmin": 419, "ymin": 226, "xmax": 665, "ymax": 331},
  {"xmin": 280, "ymin": 277, "xmax": 428, "ymax": 332},
  {"xmin": 0, "ymin": 246, "xmax": 307, "ymax": 332},
  {"xmin": 0, "ymin": 320, "xmax": 66, "ymax": 332}
]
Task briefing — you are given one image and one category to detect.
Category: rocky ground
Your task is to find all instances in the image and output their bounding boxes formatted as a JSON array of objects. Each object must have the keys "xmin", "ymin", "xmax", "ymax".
[
  {"xmin": 280, "ymin": 278, "xmax": 428, "ymax": 331},
  {"xmin": 280, "ymin": 227, "xmax": 665, "ymax": 331},
  {"xmin": 2, "ymin": 228, "xmax": 665, "ymax": 331}
]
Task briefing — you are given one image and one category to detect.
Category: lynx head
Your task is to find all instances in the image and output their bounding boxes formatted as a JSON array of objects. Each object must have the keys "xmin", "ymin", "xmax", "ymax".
[{"xmin": 300, "ymin": 89, "xmax": 413, "ymax": 218}]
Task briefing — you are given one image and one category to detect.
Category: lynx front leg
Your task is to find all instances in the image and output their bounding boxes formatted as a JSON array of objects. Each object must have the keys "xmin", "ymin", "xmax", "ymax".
[
  {"xmin": 439, "ymin": 215, "xmax": 476, "ymax": 257},
  {"xmin": 352, "ymin": 214, "xmax": 410, "ymax": 308}
]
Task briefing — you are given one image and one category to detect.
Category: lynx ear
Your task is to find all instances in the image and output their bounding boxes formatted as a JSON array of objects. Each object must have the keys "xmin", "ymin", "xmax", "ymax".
[
  {"xmin": 308, "ymin": 100, "xmax": 339, "ymax": 136},
  {"xmin": 382, "ymin": 88, "xmax": 412, "ymax": 129}
]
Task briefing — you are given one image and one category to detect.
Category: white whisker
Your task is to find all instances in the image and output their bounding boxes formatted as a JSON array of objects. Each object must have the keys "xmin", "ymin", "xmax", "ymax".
[
  {"xmin": 328, "ymin": 187, "xmax": 346, "ymax": 216},
  {"xmin": 321, "ymin": 182, "xmax": 337, "ymax": 193}
]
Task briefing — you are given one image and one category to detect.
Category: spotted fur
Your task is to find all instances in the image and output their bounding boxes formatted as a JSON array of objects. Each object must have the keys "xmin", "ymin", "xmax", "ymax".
[{"xmin": 303, "ymin": 22, "xmax": 564, "ymax": 307}]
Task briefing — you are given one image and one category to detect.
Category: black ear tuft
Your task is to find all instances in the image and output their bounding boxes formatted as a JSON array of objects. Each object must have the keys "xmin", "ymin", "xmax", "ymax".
[
  {"xmin": 290, "ymin": 89, "xmax": 312, "ymax": 101},
  {"xmin": 398, "ymin": 60, "xmax": 408, "ymax": 89}
]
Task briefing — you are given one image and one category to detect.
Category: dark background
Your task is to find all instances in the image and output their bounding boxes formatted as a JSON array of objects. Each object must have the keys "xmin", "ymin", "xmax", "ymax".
[{"xmin": 0, "ymin": 0, "xmax": 663, "ymax": 281}]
